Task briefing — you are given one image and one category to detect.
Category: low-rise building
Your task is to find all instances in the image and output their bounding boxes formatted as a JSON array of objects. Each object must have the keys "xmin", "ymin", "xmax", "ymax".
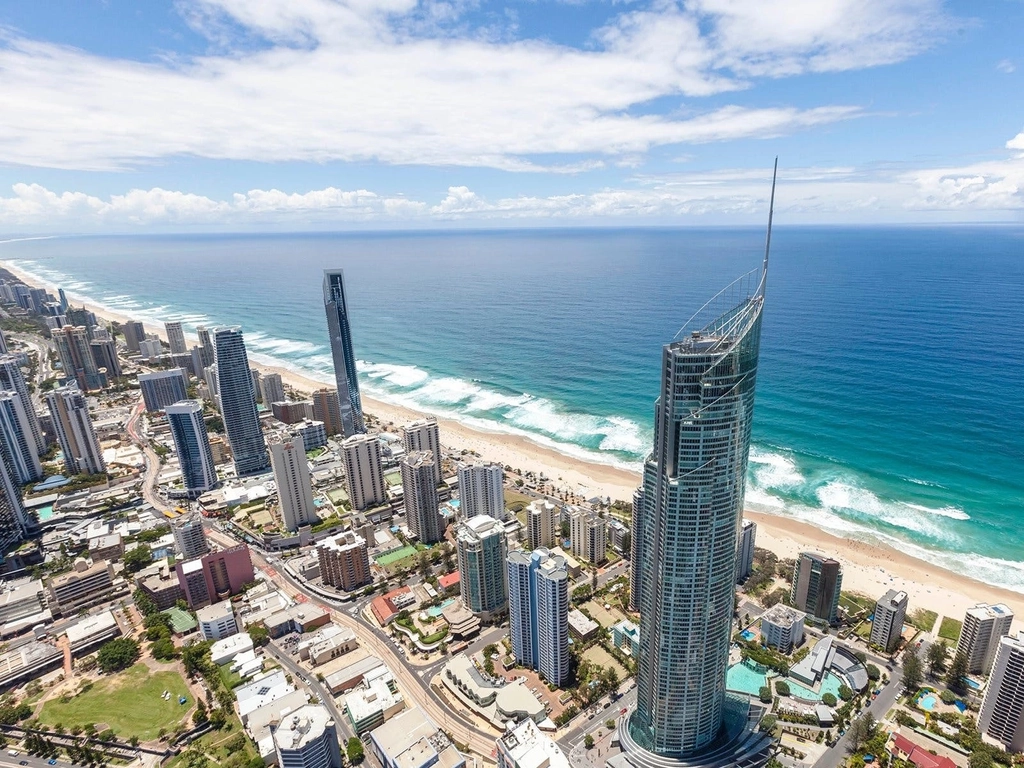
[
  {"xmin": 236, "ymin": 669, "xmax": 296, "ymax": 724},
  {"xmin": 210, "ymin": 632, "xmax": 255, "ymax": 666},
  {"xmin": 0, "ymin": 641, "xmax": 63, "ymax": 689},
  {"xmin": 136, "ymin": 566, "xmax": 185, "ymax": 610},
  {"xmin": 264, "ymin": 604, "xmax": 330, "ymax": 638},
  {"xmin": 343, "ymin": 666, "xmax": 405, "ymax": 733},
  {"xmin": 441, "ymin": 654, "xmax": 546, "ymax": 727},
  {"xmin": 368, "ymin": 707, "xmax": 466, "ymax": 768},
  {"xmin": 197, "ymin": 600, "xmax": 239, "ymax": 641},
  {"xmin": 611, "ymin": 619, "xmax": 640, "ymax": 657},
  {"xmin": 441, "ymin": 601, "xmax": 481, "ymax": 638},
  {"xmin": 760, "ymin": 604, "xmax": 806, "ymax": 653},
  {"xmin": 0, "ymin": 580, "xmax": 50, "ymax": 636},
  {"xmin": 65, "ymin": 610, "xmax": 121, "ymax": 654},
  {"xmin": 324, "ymin": 656, "xmax": 386, "ymax": 695},
  {"xmin": 371, "ymin": 587, "xmax": 415, "ymax": 626},
  {"xmin": 496, "ymin": 719, "xmax": 570, "ymax": 768},
  {"xmin": 567, "ymin": 609, "xmax": 599, "ymax": 641},
  {"xmin": 47, "ymin": 558, "xmax": 122, "ymax": 616},
  {"xmin": 88, "ymin": 533, "xmax": 123, "ymax": 561},
  {"xmin": 297, "ymin": 623, "xmax": 358, "ymax": 666},
  {"xmin": 888, "ymin": 733, "xmax": 957, "ymax": 768}
]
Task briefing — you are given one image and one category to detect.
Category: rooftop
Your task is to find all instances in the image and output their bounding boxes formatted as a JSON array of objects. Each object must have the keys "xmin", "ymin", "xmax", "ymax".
[
  {"xmin": 273, "ymin": 704, "xmax": 335, "ymax": 752},
  {"xmin": 196, "ymin": 600, "xmax": 235, "ymax": 624},
  {"xmin": 498, "ymin": 719, "xmax": 570, "ymax": 768},
  {"xmin": 65, "ymin": 610, "xmax": 118, "ymax": 645},
  {"xmin": 761, "ymin": 603, "xmax": 807, "ymax": 627}
]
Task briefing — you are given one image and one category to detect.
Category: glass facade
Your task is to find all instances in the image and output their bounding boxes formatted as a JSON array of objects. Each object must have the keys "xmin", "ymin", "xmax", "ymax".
[
  {"xmin": 323, "ymin": 270, "xmax": 365, "ymax": 437},
  {"xmin": 214, "ymin": 327, "xmax": 269, "ymax": 476}
]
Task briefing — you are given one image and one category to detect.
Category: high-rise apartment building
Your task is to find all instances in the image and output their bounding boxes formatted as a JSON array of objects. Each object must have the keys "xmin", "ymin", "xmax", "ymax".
[
  {"xmin": 272, "ymin": 400, "xmax": 314, "ymax": 424},
  {"xmin": 260, "ymin": 372, "xmax": 286, "ymax": 410},
  {"xmin": 341, "ymin": 434, "xmax": 386, "ymax": 511},
  {"xmin": 173, "ymin": 511, "xmax": 210, "ymax": 560},
  {"xmin": 53, "ymin": 326, "xmax": 105, "ymax": 391},
  {"xmin": 870, "ymin": 589, "xmax": 908, "ymax": 653},
  {"xmin": 525, "ymin": 499, "xmax": 559, "ymax": 551},
  {"xmin": 790, "ymin": 552, "xmax": 843, "ymax": 625},
  {"xmin": 629, "ymin": 487, "xmax": 643, "ymax": 612},
  {"xmin": 401, "ymin": 418, "xmax": 441, "ymax": 485},
  {"xmin": 139, "ymin": 338, "xmax": 163, "ymax": 360},
  {"xmin": 194, "ymin": 325, "xmax": 214, "ymax": 367},
  {"xmin": 401, "ymin": 451, "xmax": 445, "ymax": 545},
  {"xmin": 457, "ymin": 464, "xmax": 504, "ymax": 520},
  {"xmin": 271, "ymin": 439, "xmax": 316, "ymax": 532},
  {"xmin": 0, "ymin": 445, "xmax": 29, "ymax": 550},
  {"xmin": 123, "ymin": 320, "xmax": 145, "ymax": 353},
  {"xmin": 507, "ymin": 548, "xmax": 568, "ymax": 686},
  {"xmin": 166, "ymin": 400, "xmax": 217, "ymax": 496},
  {"xmin": 621, "ymin": 168, "xmax": 776, "ymax": 767},
  {"xmin": 957, "ymin": 603, "xmax": 1015, "ymax": 675},
  {"xmin": 175, "ymin": 545, "xmax": 255, "ymax": 609},
  {"xmin": 90, "ymin": 338, "xmax": 121, "ymax": 379},
  {"xmin": 317, "ymin": 531, "xmax": 372, "ymax": 592},
  {"xmin": 272, "ymin": 705, "xmax": 343, "ymax": 768},
  {"xmin": 979, "ymin": 632, "xmax": 1024, "ymax": 752},
  {"xmin": 736, "ymin": 519, "xmax": 757, "ymax": 583},
  {"xmin": 0, "ymin": 328, "xmax": 7, "ymax": 355},
  {"xmin": 0, "ymin": 391, "xmax": 43, "ymax": 483},
  {"xmin": 569, "ymin": 507, "xmax": 607, "ymax": 565},
  {"xmin": 138, "ymin": 368, "xmax": 189, "ymax": 412},
  {"xmin": 46, "ymin": 384, "xmax": 105, "ymax": 476},
  {"xmin": 456, "ymin": 515, "xmax": 508, "ymax": 618},
  {"xmin": 312, "ymin": 388, "xmax": 345, "ymax": 436},
  {"xmin": 165, "ymin": 321, "xmax": 188, "ymax": 355},
  {"xmin": 0, "ymin": 356, "xmax": 43, "ymax": 454},
  {"xmin": 213, "ymin": 327, "xmax": 269, "ymax": 476},
  {"xmin": 323, "ymin": 270, "xmax": 364, "ymax": 437}
]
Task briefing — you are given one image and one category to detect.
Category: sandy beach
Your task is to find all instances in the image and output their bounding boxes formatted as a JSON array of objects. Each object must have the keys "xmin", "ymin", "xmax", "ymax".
[{"xmin": 4, "ymin": 257, "xmax": 1021, "ymax": 631}]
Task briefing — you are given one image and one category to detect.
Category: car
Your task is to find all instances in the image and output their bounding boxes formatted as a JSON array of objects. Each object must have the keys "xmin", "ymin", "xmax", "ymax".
[
  {"xmin": 49, "ymin": 760, "xmax": 58, "ymax": 765},
  {"xmin": 18, "ymin": 761, "xmax": 27, "ymax": 766}
]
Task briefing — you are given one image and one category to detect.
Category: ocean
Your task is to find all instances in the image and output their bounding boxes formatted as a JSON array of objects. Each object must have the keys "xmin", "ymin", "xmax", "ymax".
[{"xmin": 2, "ymin": 227, "xmax": 1023, "ymax": 592}]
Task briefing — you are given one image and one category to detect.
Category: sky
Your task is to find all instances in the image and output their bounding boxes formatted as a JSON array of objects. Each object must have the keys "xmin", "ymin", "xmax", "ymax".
[{"xmin": 0, "ymin": 0, "xmax": 1022, "ymax": 231}]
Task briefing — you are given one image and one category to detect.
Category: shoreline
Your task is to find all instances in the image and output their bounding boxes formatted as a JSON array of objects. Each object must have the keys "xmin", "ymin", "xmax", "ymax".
[{"xmin": 2, "ymin": 257, "xmax": 1020, "ymax": 628}]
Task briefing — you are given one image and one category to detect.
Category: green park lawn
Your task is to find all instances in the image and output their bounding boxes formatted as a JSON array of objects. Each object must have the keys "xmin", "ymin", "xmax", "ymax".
[
  {"xmin": 38, "ymin": 663, "xmax": 192, "ymax": 740},
  {"xmin": 938, "ymin": 617, "xmax": 963, "ymax": 642}
]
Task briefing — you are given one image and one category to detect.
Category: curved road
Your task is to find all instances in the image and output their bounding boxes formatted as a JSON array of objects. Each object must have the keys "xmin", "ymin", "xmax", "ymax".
[
  {"xmin": 125, "ymin": 398, "xmax": 178, "ymax": 518},
  {"xmin": 204, "ymin": 527, "xmax": 499, "ymax": 762}
]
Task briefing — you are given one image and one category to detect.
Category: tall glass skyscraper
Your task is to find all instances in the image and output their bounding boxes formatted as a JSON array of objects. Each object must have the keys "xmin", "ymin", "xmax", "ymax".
[
  {"xmin": 166, "ymin": 400, "xmax": 217, "ymax": 496},
  {"xmin": 323, "ymin": 270, "xmax": 364, "ymax": 437},
  {"xmin": 213, "ymin": 327, "xmax": 269, "ymax": 476},
  {"xmin": 619, "ymin": 164, "xmax": 777, "ymax": 768}
]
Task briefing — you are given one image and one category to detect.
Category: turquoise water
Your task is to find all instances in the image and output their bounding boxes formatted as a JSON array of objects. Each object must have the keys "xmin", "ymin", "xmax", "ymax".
[
  {"xmin": 740, "ymin": 629, "xmax": 756, "ymax": 641},
  {"xmin": 426, "ymin": 598, "xmax": 456, "ymax": 618},
  {"xmin": 918, "ymin": 693, "xmax": 938, "ymax": 711},
  {"xmin": 4, "ymin": 228, "xmax": 1024, "ymax": 592},
  {"xmin": 37, "ymin": 505, "xmax": 53, "ymax": 521},
  {"xmin": 788, "ymin": 672, "xmax": 845, "ymax": 702},
  {"xmin": 726, "ymin": 661, "xmax": 770, "ymax": 695}
]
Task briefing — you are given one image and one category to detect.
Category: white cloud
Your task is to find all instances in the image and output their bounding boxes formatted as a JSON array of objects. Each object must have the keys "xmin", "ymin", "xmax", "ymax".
[
  {"xmin": 1008, "ymin": 131, "xmax": 1024, "ymax": 152},
  {"xmin": 996, "ymin": 59, "xmax": 1016, "ymax": 74},
  {"xmin": 0, "ymin": 0, "xmax": 952, "ymax": 171},
  {"xmin": 1, "ymin": 136, "xmax": 1021, "ymax": 230}
]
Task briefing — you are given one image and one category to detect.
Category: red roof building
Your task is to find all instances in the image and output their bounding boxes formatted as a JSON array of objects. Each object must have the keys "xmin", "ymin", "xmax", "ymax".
[
  {"xmin": 889, "ymin": 733, "xmax": 958, "ymax": 768},
  {"xmin": 371, "ymin": 586, "xmax": 414, "ymax": 626},
  {"xmin": 438, "ymin": 572, "xmax": 461, "ymax": 591}
]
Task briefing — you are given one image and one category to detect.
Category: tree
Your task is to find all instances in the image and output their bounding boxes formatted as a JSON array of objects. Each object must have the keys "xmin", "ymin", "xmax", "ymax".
[
  {"xmin": 151, "ymin": 637, "xmax": 177, "ymax": 660},
  {"xmin": 758, "ymin": 715, "xmax": 776, "ymax": 734},
  {"xmin": 838, "ymin": 684, "xmax": 854, "ymax": 701},
  {"xmin": 758, "ymin": 686, "xmax": 772, "ymax": 703},
  {"xmin": 946, "ymin": 650, "xmax": 969, "ymax": 695},
  {"xmin": 182, "ymin": 747, "xmax": 210, "ymax": 768},
  {"xmin": 584, "ymin": 735, "xmax": 595, "ymax": 750},
  {"xmin": 774, "ymin": 680, "xmax": 790, "ymax": 697},
  {"xmin": 346, "ymin": 737, "xmax": 365, "ymax": 764},
  {"xmin": 97, "ymin": 638, "xmax": 140, "ymax": 673},
  {"xmin": 846, "ymin": 712, "xmax": 876, "ymax": 753},
  {"xmin": 248, "ymin": 623, "xmax": 270, "ymax": 648},
  {"xmin": 821, "ymin": 693, "xmax": 837, "ymax": 706},
  {"xmin": 969, "ymin": 746, "xmax": 996, "ymax": 768},
  {"xmin": 928, "ymin": 641, "xmax": 949, "ymax": 676},
  {"xmin": 902, "ymin": 645, "xmax": 924, "ymax": 692},
  {"xmin": 133, "ymin": 588, "xmax": 157, "ymax": 617},
  {"xmin": 866, "ymin": 664, "xmax": 880, "ymax": 681},
  {"xmin": 122, "ymin": 546, "xmax": 153, "ymax": 574}
]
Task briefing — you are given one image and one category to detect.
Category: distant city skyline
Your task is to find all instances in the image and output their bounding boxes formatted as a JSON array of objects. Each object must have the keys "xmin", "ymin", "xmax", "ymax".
[{"xmin": 0, "ymin": 1, "xmax": 1020, "ymax": 229}]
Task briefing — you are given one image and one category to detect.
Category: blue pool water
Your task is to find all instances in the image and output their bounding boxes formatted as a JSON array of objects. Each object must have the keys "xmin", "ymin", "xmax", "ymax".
[
  {"xmin": 965, "ymin": 678, "xmax": 982, "ymax": 690},
  {"xmin": 726, "ymin": 661, "xmax": 770, "ymax": 695},
  {"xmin": 788, "ymin": 672, "xmax": 845, "ymax": 702},
  {"xmin": 426, "ymin": 598, "xmax": 456, "ymax": 618},
  {"xmin": 37, "ymin": 505, "xmax": 54, "ymax": 521},
  {"xmin": 918, "ymin": 693, "xmax": 938, "ymax": 711},
  {"xmin": 740, "ymin": 630, "xmax": 756, "ymax": 641}
]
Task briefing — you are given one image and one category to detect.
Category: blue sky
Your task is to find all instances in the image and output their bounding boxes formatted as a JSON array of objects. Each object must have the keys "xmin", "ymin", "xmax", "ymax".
[{"xmin": 0, "ymin": 0, "xmax": 1021, "ymax": 230}]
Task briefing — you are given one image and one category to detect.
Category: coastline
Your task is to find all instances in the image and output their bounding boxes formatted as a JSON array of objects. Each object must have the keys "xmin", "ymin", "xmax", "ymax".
[{"xmin": 2, "ymin": 257, "xmax": 1020, "ymax": 629}]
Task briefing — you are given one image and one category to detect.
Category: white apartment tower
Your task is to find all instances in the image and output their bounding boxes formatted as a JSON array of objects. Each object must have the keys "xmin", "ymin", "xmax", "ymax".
[
  {"xmin": 165, "ymin": 321, "xmax": 188, "ymax": 355},
  {"xmin": 958, "ymin": 603, "xmax": 1015, "ymax": 675},
  {"xmin": 0, "ymin": 355, "xmax": 45, "ymax": 453},
  {"xmin": 979, "ymin": 632, "xmax": 1024, "ymax": 752},
  {"xmin": 261, "ymin": 372, "xmax": 286, "ymax": 410},
  {"xmin": 458, "ymin": 463, "xmax": 505, "ymax": 520},
  {"xmin": 45, "ymin": 384, "xmax": 105, "ymax": 476},
  {"xmin": 401, "ymin": 450, "xmax": 445, "ymax": 544},
  {"xmin": 401, "ymin": 417, "xmax": 441, "ymax": 485},
  {"xmin": 569, "ymin": 507, "xmax": 607, "ymax": 565},
  {"xmin": 273, "ymin": 705, "xmax": 342, "ymax": 768},
  {"xmin": 736, "ymin": 518, "xmax": 757, "ymax": 583},
  {"xmin": 0, "ymin": 391, "xmax": 43, "ymax": 484},
  {"xmin": 507, "ymin": 548, "xmax": 569, "ymax": 686},
  {"xmin": 271, "ymin": 439, "xmax": 316, "ymax": 532},
  {"xmin": 341, "ymin": 434, "xmax": 387, "ymax": 512},
  {"xmin": 526, "ymin": 500, "xmax": 559, "ymax": 551},
  {"xmin": 870, "ymin": 589, "xmax": 908, "ymax": 653}
]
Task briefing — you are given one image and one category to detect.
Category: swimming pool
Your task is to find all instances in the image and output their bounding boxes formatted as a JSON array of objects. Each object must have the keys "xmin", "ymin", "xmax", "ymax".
[
  {"xmin": 740, "ymin": 629, "xmax": 756, "ymax": 642},
  {"xmin": 37, "ymin": 505, "xmax": 53, "ymax": 521},
  {"xmin": 788, "ymin": 672, "xmax": 845, "ymax": 702},
  {"xmin": 965, "ymin": 678, "xmax": 982, "ymax": 690},
  {"xmin": 426, "ymin": 598, "xmax": 456, "ymax": 618},
  {"xmin": 727, "ymin": 661, "xmax": 770, "ymax": 695},
  {"xmin": 918, "ymin": 693, "xmax": 938, "ymax": 711}
]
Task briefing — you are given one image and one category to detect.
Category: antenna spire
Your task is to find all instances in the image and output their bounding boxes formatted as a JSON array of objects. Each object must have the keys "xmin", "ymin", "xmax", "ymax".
[{"xmin": 760, "ymin": 157, "xmax": 778, "ymax": 296}]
